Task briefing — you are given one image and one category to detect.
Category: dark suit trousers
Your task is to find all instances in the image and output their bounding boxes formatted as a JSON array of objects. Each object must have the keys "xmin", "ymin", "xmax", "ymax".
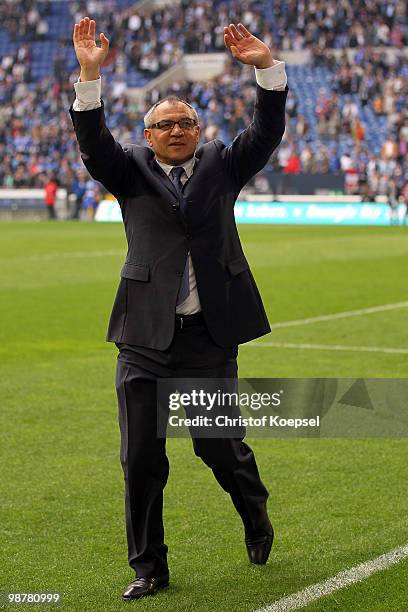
[{"xmin": 115, "ymin": 317, "xmax": 270, "ymax": 578}]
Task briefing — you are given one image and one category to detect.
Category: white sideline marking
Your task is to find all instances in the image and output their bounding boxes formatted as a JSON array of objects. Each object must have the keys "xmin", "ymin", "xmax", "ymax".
[
  {"xmin": 271, "ymin": 301, "xmax": 408, "ymax": 329},
  {"xmin": 247, "ymin": 341, "xmax": 408, "ymax": 355},
  {"xmin": 3, "ymin": 250, "xmax": 123, "ymax": 263},
  {"xmin": 255, "ymin": 544, "xmax": 408, "ymax": 612}
]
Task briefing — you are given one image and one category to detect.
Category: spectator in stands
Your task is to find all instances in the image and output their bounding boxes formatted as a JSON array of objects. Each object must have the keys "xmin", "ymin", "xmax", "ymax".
[
  {"xmin": 36, "ymin": 17, "xmax": 49, "ymax": 41},
  {"xmin": 357, "ymin": 160, "xmax": 370, "ymax": 201},
  {"xmin": 340, "ymin": 151, "xmax": 354, "ymax": 172},
  {"xmin": 382, "ymin": 136, "xmax": 399, "ymax": 161},
  {"xmin": 295, "ymin": 113, "xmax": 309, "ymax": 139},
  {"xmin": 284, "ymin": 148, "xmax": 302, "ymax": 174},
  {"xmin": 277, "ymin": 140, "xmax": 291, "ymax": 170},
  {"xmin": 26, "ymin": 5, "xmax": 40, "ymax": 40},
  {"xmin": 285, "ymin": 89, "xmax": 298, "ymax": 118},
  {"xmin": 44, "ymin": 174, "xmax": 58, "ymax": 219},
  {"xmin": 341, "ymin": 97, "xmax": 359, "ymax": 134},
  {"xmin": 327, "ymin": 146, "xmax": 341, "ymax": 173},
  {"xmin": 351, "ymin": 118, "xmax": 365, "ymax": 144},
  {"xmin": 82, "ymin": 179, "xmax": 100, "ymax": 221},
  {"xmin": 70, "ymin": 169, "xmax": 88, "ymax": 219},
  {"xmin": 300, "ymin": 144, "xmax": 313, "ymax": 173},
  {"xmin": 386, "ymin": 177, "xmax": 400, "ymax": 225}
]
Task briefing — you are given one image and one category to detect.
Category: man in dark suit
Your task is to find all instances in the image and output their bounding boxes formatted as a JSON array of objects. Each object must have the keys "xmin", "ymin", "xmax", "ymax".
[{"xmin": 70, "ymin": 16, "xmax": 288, "ymax": 601}]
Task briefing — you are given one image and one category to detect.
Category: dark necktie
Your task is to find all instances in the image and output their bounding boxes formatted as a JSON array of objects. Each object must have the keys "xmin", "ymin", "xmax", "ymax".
[
  {"xmin": 170, "ymin": 166, "xmax": 190, "ymax": 305},
  {"xmin": 170, "ymin": 166, "xmax": 187, "ymax": 213}
]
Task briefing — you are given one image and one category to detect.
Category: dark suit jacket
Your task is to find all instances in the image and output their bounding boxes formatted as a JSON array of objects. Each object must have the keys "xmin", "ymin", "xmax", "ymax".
[{"xmin": 69, "ymin": 84, "xmax": 288, "ymax": 349}]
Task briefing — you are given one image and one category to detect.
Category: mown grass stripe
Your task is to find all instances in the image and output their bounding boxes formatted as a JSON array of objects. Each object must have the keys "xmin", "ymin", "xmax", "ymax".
[
  {"xmin": 271, "ymin": 301, "xmax": 408, "ymax": 329},
  {"xmin": 255, "ymin": 544, "xmax": 408, "ymax": 612},
  {"xmin": 247, "ymin": 342, "xmax": 408, "ymax": 355}
]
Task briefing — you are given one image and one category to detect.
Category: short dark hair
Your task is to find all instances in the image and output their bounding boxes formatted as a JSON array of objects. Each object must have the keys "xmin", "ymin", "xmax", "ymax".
[{"xmin": 144, "ymin": 96, "xmax": 199, "ymax": 128}]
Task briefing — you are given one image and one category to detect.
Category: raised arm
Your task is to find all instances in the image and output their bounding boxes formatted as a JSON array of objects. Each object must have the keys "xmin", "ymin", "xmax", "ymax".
[
  {"xmin": 220, "ymin": 23, "xmax": 288, "ymax": 190},
  {"xmin": 70, "ymin": 17, "xmax": 138, "ymax": 198}
]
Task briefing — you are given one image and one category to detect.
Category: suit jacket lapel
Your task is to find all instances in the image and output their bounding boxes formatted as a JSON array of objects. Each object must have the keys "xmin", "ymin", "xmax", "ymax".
[
  {"xmin": 145, "ymin": 159, "xmax": 188, "ymax": 229},
  {"xmin": 148, "ymin": 159, "xmax": 178, "ymax": 200},
  {"xmin": 183, "ymin": 152, "xmax": 213, "ymax": 196},
  {"xmin": 182, "ymin": 155, "xmax": 201, "ymax": 192}
]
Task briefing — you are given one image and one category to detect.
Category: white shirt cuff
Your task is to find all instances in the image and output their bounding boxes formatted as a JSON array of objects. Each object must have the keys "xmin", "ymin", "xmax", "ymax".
[
  {"xmin": 73, "ymin": 76, "xmax": 102, "ymax": 111},
  {"xmin": 255, "ymin": 61, "xmax": 287, "ymax": 91}
]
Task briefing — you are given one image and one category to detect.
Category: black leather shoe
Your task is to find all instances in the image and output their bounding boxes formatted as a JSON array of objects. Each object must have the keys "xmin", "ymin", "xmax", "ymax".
[
  {"xmin": 122, "ymin": 575, "xmax": 169, "ymax": 601},
  {"xmin": 245, "ymin": 528, "xmax": 274, "ymax": 565}
]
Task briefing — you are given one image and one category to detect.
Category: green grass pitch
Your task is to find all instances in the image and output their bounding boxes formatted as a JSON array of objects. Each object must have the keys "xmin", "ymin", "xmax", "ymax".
[{"xmin": 1, "ymin": 221, "xmax": 408, "ymax": 611}]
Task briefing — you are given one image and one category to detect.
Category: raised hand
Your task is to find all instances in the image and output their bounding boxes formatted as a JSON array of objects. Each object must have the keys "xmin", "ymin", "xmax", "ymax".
[
  {"xmin": 73, "ymin": 17, "xmax": 109, "ymax": 80},
  {"xmin": 224, "ymin": 23, "xmax": 273, "ymax": 69}
]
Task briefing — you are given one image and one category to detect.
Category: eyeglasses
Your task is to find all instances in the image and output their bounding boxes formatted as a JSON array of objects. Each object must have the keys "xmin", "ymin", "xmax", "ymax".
[{"xmin": 147, "ymin": 118, "xmax": 198, "ymax": 131}]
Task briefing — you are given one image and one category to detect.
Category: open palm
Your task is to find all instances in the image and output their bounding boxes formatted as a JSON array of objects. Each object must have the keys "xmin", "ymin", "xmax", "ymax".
[
  {"xmin": 73, "ymin": 17, "xmax": 109, "ymax": 70},
  {"xmin": 224, "ymin": 23, "xmax": 273, "ymax": 69}
]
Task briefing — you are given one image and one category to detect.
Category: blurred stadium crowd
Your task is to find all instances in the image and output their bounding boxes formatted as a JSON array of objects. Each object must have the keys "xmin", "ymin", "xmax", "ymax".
[{"xmin": 0, "ymin": 0, "xmax": 407, "ymax": 211}]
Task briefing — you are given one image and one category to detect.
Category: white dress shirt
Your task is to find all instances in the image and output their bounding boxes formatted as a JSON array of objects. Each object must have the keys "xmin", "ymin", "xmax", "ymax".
[{"xmin": 73, "ymin": 62, "xmax": 288, "ymax": 314}]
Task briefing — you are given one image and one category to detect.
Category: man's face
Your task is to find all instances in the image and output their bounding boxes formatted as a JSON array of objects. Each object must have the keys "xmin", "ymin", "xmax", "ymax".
[{"xmin": 144, "ymin": 101, "xmax": 201, "ymax": 165}]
